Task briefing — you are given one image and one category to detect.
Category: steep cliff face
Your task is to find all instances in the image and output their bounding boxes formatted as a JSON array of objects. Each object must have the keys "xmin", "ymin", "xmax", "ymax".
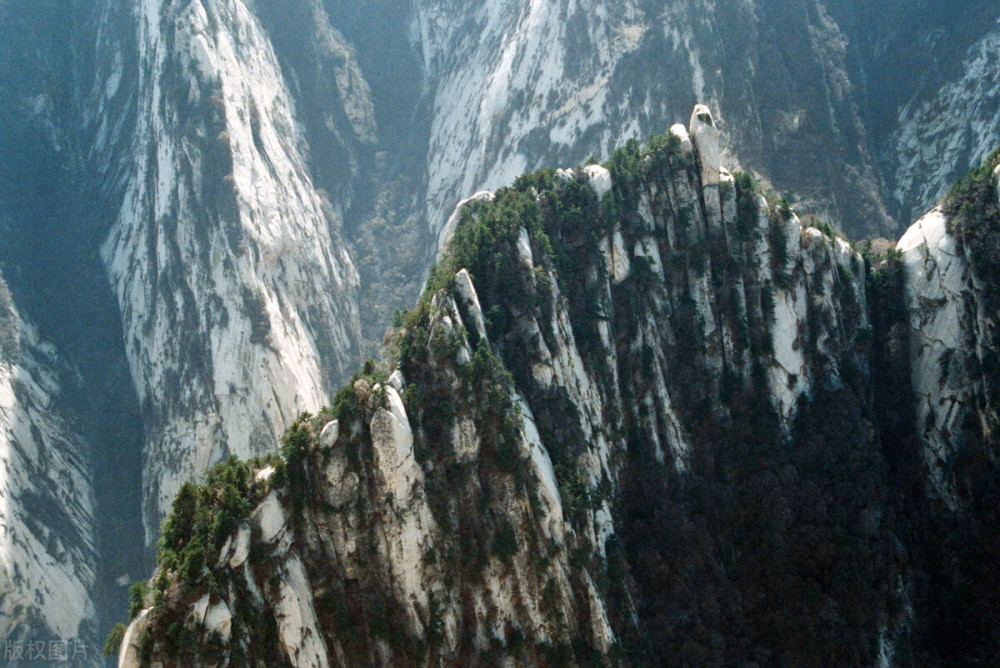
[
  {"xmin": 120, "ymin": 377, "xmax": 615, "ymax": 666},
  {"xmin": 876, "ymin": 152, "xmax": 1000, "ymax": 665},
  {"xmin": 3, "ymin": 0, "xmax": 1000, "ymax": 655},
  {"xmin": 820, "ymin": 0, "xmax": 1000, "ymax": 226},
  {"xmin": 124, "ymin": 111, "xmax": 919, "ymax": 666},
  {"xmin": 406, "ymin": 0, "xmax": 1000, "ymax": 283},
  {"xmin": 88, "ymin": 0, "xmax": 365, "ymax": 542},
  {"xmin": 413, "ymin": 0, "xmax": 896, "ymax": 242},
  {"xmin": 887, "ymin": 26, "xmax": 1000, "ymax": 226},
  {"xmin": 0, "ymin": 276, "xmax": 99, "ymax": 658},
  {"xmin": 897, "ymin": 156, "xmax": 1000, "ymax": 508},
  {"xmin": 2, "ymin": 0, "xmax": 376, "ymax": 647},
  {"xmin": 0, "ymin": 1, "xmax": 148, "ymax": 655}
]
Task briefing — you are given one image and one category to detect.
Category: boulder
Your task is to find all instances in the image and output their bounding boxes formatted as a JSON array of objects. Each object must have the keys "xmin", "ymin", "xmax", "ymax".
[
  {"xmin": 319, "ymin": 419, "xmax": 340, "ymax": 448},
  {"xmin": 689, "ymin": 104, "xmax": 721, "ymax": 186},
  {"xmin": 583, "ymin": 164, "xmax": 612, "ymax": 198}
]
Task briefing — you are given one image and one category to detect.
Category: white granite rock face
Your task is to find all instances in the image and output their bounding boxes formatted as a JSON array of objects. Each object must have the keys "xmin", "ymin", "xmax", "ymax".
[
  {"xmin": 410, "ymin": 0, "xmax": 920, "ymax": 246},
  {"xmin": 603, "ymin": 229, "xmax": 631, "ymax": 284},
  {"xmin": 583, "ymin": 164, "xmax": 613, "ymax": 198},
  {"xmin": 415, "ymin": 0, "xmax": 726, "ymax": 244},
  {"xmin": 369, "ymin": 386, "xmax": 418, "ymax": 504},
  {"xmin": 93, "ymin": 0, "xmax": 363, "ymax": 543},
  {"xmin": 438, "ymin": 190, "xmax": 496, "ymax": 253},
  {"xmin": 270, "ymin": 554, "xmax": 330, "ymax": 668},
  {"xmin": 318, "ymin": 419, "xmax": 340, "ymax": 448},
  {"xmin": 0, "ymin": 287, "xmax": 99, "ymax": 650},
  {"xmin": 133, "ymin": 358, "xmax": 615, "ymax": 663},
  {"xmin": 898, "ymin": 205, "xmax": 997, "ymax": 509},
  {"xmin": 133, "ymin": 108, "xmax": 887, "ymax": 667},
  {"xmin": 889, "ymin": 27, "xmax": 1000, "ymax": 225},
  {"xmin": 689, "ymin": 104, "xmax": 722, "ymax": 186},
  {"xmin": 454, "ymin": 268, "xmax": 488, "ymax": 340},
  {"xmin": 118, "ymin": 608, "xmax": 151, "ymax": 668}
]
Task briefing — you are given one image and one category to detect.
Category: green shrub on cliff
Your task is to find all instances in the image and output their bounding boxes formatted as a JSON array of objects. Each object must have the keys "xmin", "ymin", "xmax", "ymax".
[
  {"xmin": 944, "ymin": 149, "xmax": 1000, "ymax": 282},
  {"xmin": 103, "ymin": 623, "xmax": 128, "ymax": 657},
  {"xmin": 156, "ymin": 454, "xmax": 279, "ymax": 595}
]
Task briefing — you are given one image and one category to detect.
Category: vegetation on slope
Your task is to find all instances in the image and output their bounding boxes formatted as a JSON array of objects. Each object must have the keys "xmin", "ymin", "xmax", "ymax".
[
  {"xmin": 943, "ymin": 148, "xmax": 1000, "ymax": 409},
  {"xmin": 944, "ymin": 150, "xmax": 1000, "ymax": 289},
  {"xmin": 403, "ymin": 132, "xmax": 898, "ymax": 664},
  {"xmin": 126, "ymin": 454, "xmax": 287, "ymax": 664},
  {"xmin": 115, "ymin": 135, "xmax": 1000, "ymax": 667},
  {"xmin": 857, "ymin": 152, "xmax": 1000, "ymax": 666}
]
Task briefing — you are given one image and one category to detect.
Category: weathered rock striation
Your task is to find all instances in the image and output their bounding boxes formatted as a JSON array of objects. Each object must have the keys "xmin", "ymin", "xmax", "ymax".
[
  {"xmin": 2, "ymin": 0, "xmax": 1000, "ymax": 656},
  {"xmin": 897, "ymin": 157, "xmax": 1000, "ymax": 508},
  {"xmin": 87, "ymin": 0, "xmax": 366, "ymax": 543},
  {"xmin": 0, "ymin": 276, "xmax": 99, "ymax": 659},
  {"xmin": 123, "ymin": 113, "xmax": 951, "ymax": 666}
]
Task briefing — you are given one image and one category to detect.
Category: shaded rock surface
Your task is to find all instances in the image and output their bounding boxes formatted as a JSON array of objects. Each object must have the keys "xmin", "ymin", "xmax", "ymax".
[
  {"xmin": 0, "ymin": 276, "xmax": 100, "ymax": 661},
  {"xmin": 128, "ymin": 126, "xmax": 1000, "ymax": 666},
  {"xmin": 126, "ymin": 126, "xmax": 991, "ymax": 666},
  {"xmin": 1, "ymin": 0, "xmax": 999, "ymax": 657}
]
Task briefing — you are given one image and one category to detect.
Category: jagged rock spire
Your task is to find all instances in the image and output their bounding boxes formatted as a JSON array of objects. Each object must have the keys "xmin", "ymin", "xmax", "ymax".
[{"xmin": 689, "ymin": 104, "xmax": 722, "ymax": 187}]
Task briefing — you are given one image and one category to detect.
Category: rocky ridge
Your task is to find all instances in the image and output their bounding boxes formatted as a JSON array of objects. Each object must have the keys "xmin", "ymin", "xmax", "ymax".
[
  {"xmin": 1, "ymin": 0, "xmax": 1000, "ymax": 656},
  {"xmin": 887, "ymin": 24, "xmax": 1000, "ymax": 225},
  {"xmin": 898, "ymin": 155, "xmax": 1000, "ymax": 509},
  {"xmin": 412, "ymin": 0, "xmax": 897, "ymax": 241},
  {"xmin": 117, "ymin": 108, "xmax": 990, "ymax": 666}
]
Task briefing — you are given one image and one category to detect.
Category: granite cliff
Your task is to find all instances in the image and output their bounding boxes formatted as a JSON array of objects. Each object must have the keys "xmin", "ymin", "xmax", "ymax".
[
  {"xmin": 119, "ymin": 115, "xmax": 1000, "ymax": 666},
  {"xmin": 1, "ymin": 1, "xmax": 999, "ymax": 659}
]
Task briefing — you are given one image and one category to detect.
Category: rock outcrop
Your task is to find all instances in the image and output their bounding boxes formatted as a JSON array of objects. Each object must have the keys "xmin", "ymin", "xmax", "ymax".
[
  {"xmin": 2, "ymin": 0, "xmax": 1000, "ymax": 655},
  {"xmin": 689, "ymin": 105, "xmax": 722, "ymax": 187},
  {"xmin": 899, "ymin": 210, "xmax": 977, "ymax": 508},
  {"xmin": 877, "ymin": 14, "xmax": 1000, "ymax": 225},
  {"xmin": 898, "ymin": 158, "xmax": 1000, "ymax": 509},
  {"xmin": 123, "ymin": 113, "xmax": 1000, "ymax": 666},
  {"xmin": 125, "ymin": 118, "xmax": 916, "ymax": 666}
]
